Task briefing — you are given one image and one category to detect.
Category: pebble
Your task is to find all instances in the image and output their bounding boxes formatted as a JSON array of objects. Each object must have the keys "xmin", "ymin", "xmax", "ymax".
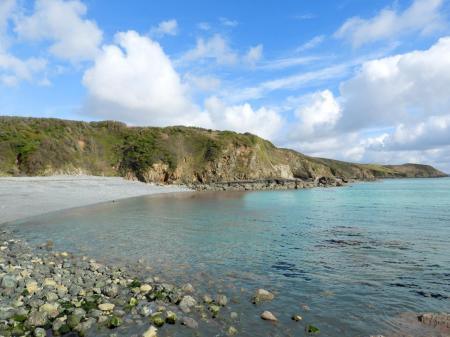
[
  {"xmin": 292, "ymin": 314, "xmax": 303, "ymax": 321},
  {"xmin": 142, "ymin": 326, "xmax": 158, "ymax": 337},
  {"xmin": 261, "ymin": 311, "xmax": 278, "ymax": 321},
  {"xmin": 99, "ymin": 303, "xmax": 115, "ymax": 311}
]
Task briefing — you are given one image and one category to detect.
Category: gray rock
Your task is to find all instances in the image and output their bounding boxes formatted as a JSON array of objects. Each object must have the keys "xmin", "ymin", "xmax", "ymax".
[
  {"xmin": 179, "ymin": 295, "xmax": 196, "ymax": 313},
  {"xmin": 216, "ymin": 294, "xmax": 228, "ymax": 306},
  {"xmin": 26, "ymin": 311, "xmax": 48, "ymax": 327},
  {"xmin": 418, "ymin": 313, "xmax": 450, "ymax": 329},
  {"xmin": 182, "ymin": 283, "xmax": 194, "ymax": 293},
  {"xmin": 182, "ymin": 317, "xmax": 199, "ymax": 328},
  {"xmin": 34, "ymin": 327, "xmax": 46, "ymax": 337},
  {"xmin": 1, "ymin": 275, "xmax": 17, "ymax": 289},
  {"xmin": 252, "ymin": 289, "xmax": 275, "ymax": 304}
]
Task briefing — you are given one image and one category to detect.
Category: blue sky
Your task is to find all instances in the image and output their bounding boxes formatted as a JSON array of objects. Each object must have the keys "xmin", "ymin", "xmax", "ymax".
[{"xmin": 1, "ymin": 0, "xmax": 450, "ymax": 171}]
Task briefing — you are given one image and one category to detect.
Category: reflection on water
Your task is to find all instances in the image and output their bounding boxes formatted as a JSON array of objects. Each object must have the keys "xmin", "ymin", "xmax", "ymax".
[{"xmin": 7, "ymin": 178, "xmax": 450, "ymax": 337}]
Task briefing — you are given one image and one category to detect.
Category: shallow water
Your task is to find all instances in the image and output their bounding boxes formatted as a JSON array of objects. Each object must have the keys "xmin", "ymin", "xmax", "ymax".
[{"xmin": 6, "ymin": 178, "xmax": 450, "ymax": 337}]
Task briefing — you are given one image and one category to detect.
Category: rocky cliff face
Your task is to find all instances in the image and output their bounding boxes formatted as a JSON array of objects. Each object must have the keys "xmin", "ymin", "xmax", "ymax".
[{"xmin": 0, "ymin": 116, "xmax": 447, "ymax": 183}]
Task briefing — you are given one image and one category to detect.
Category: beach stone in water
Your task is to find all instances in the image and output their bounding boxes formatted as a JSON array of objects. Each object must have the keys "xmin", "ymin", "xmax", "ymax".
[
  {"xmin": 216, "ymin": 294, "xmax": 228, "ymax": 306},
  {"xmin": 182, "ymin": 317, "xmax": 198, "ymax": 329},
  {"xmin": 209, "ymin": 305, "xmax": 220, "ymax": 318},
  {"xmin": 260, "ymin": 311, "xmax": 277, "ymax": 321},
  {"xmin": 165, "ymin": 311, "xmax": 177, "ymax": 324},
  {"xmin": 227, "ymin": 326, "xmax": 238, "ymax": 336},
  {"xmin": 179, "ymin": 295, "xmax": 197, "ymax": 313},
  {"xmin": 252, "ymin": 289, "xmax": 274, "ymax": 304},
  {"xmin": 203, "ymin": 294, "xmax": 213, "ymax": 304},
  {"xmin": 142, "ymin": 325, "xmax": 158, "ymax": 337},
  {"xmin": 182, "ymin": 283, "xmax": 194, "ymax": 293},
  {"xmin": 292, "ymin": 314, "xmax": 303, "ymax": 321}
]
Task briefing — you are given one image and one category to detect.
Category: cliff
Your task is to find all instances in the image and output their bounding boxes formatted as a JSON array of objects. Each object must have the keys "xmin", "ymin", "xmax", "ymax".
[{"xmin": 0, "ymin": 117, "xmax": 447, "ymax": 183}]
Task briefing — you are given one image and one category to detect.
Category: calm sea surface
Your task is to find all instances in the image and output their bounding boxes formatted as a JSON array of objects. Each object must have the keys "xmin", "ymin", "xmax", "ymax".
[{"xmin": 7, "ymin": 178, "xmax": 450, "ymax": 337}]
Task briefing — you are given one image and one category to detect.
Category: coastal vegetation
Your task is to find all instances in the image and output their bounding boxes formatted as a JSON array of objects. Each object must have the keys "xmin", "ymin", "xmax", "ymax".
[{"xmin": 0, "ymin": 116, "xmax": 446, "ymax": 183}]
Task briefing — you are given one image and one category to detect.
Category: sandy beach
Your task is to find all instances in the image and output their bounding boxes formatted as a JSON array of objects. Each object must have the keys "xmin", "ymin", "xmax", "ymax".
[{"xmin": 0, "ymin": 175, "xmax": 191, "ymax": 224}]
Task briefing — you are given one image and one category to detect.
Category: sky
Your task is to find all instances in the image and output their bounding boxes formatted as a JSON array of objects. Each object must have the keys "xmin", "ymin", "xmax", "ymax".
[{"xmin": 1, "ymin": 0, "xmax": 450, "ymax": 172}]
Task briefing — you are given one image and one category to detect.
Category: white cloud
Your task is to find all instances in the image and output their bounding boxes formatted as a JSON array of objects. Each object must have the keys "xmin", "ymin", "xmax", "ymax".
[
  {"xmin": 296, "ymin": 35, "xmax": 325, "ymax": 52},
  {"xmin": 0, "ymin": 0, "xmax": 16, "ymax": 48},
  {"xmin": 292, "ymin": 90, "xmax": 341, "ymax": 139},
  {"xmin": 227, "ymin": 64, "xmax": 349, "ymax": 102},
  {"xmin": 150, "ymin": 19, "xmax": 178, "ymax": 37},
  {"xmin": 339, "ymin": 36, "xmax": 450, "ymax": 130},
  {"xmin": 82, "ymin": 30, "xmax": 281, "ymax": 140},
  {"xmin": 280, "ymin": 36, "xmax": 450, "ymax": 172},
  {"xmin": 83, "ymin": 31, "xmax": 206, "ymax": 126},
  {"xmin": 15, "ymin": 0, "xmax": 102, "ymax": 62},
  {"xmin": 335, "ymin": 0, "xmax": 445, "ymax": 47},
  {"xmin": 0, "ymin": 52, "xmax": 46, "ymax": 86},
  {"xmin": 179, "ymin": 34, "xmax": 238, "ymax": 65},
  {"xmin": 197, "ymin": 22, "xmax": 210, "ymax": 31},
  {"xmin": 258, "ymin": 56, "xmax": 319, "ymax": 71},
  {"xmin": 219, "ymin": 17, "xmax": 238, "ymax": 27},
  {"xmin": 183, "ymin": 73, "xmax": 221, "ymax": 92},
  {"xmin": 0, "ymin": 0, "xmax": 47, "ymax": 86},
  {"xmin": 205, "ymin": 96, "xmax": 283, "ymax": 139},
  {"xmin": 244, "ymin": 44, "xmax": 263, "ymax": 65}
]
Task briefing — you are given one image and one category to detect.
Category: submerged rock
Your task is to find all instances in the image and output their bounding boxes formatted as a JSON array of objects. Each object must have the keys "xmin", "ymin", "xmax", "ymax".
[
  {"xmin": 182, "ymin": 317, "xmax": 198, "ymax": 329},
  {"xmin": 252, "ymin": 289, "xmax": 274, "ymax": 304},
  {"xmin": 418, "ymin": 313, "xmax": 450, "ymax": 330},
  {"xmin": 216, "ymin": 294, "xmax": 228, "ymax": 306}
]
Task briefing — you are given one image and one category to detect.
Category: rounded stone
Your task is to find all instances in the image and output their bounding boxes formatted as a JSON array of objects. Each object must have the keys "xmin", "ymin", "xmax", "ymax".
[
  {"xmin": 99, "ymin": 303, "xmax": 115, "ymax": 311},
  {"xmin": 261, "ymin": 311, "xmax": 277, "ymax": 321}
]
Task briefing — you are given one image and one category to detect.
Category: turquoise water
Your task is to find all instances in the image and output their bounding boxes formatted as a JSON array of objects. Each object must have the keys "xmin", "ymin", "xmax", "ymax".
[{"xmin": 7, "ymin": 178, "xmax": 450, "ymax": 336}]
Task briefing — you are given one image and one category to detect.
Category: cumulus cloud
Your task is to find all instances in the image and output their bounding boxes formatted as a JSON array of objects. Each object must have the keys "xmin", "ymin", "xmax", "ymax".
[
  {"xmin": 83, "ymin": 30, "xmax": 282, "ymax": 140},
  {"xmin": 335, "ymin": 0, "xmax": 445, "ymax": 47},
  {"xmin": 339, "ymin": 36, "xmax": 450, "ymax": 130},
  {"xmin": 205, "ymin": 96, "xmax": 283, "ymax": 139},
  {"xmin": 150, "ymin": 19, "xmax": 178, "ymax": 37},
  {"xmin": 83, "ymin": 31, "xmax": 206, "ymax": 126},
  {"xmin": 291, "ymin": 90, "xmax": 341, "ymax": 139},
  {"xmin": 15, "ymin": 0, "xmax": 102, "ymax": 62},
  {"xmin": 281, "ymin": 36, "xmax": 450, "ymax": 172}
]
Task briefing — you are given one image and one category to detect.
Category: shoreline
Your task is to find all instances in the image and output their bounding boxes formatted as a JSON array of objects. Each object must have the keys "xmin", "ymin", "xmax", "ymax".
[
  {"xmin": 0, "ymin": 176, "xmax": 191, "ymax": 225},
  {"xmin": 0, "ymin": 229, "xmax": 239, "ymax": 337}
]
